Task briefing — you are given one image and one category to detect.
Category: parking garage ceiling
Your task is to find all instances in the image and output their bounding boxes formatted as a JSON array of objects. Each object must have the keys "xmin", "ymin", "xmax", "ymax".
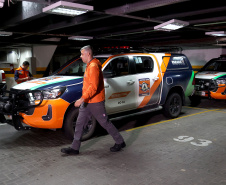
[{"xmin": 0, "ymin": 0, "xmax": 226, "ymax": 50}]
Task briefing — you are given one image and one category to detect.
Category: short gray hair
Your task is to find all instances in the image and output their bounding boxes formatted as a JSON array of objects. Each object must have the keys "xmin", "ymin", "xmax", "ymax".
[{"xmin": 80, "ymin": 45, "xmax": 93, "ymax": 56}]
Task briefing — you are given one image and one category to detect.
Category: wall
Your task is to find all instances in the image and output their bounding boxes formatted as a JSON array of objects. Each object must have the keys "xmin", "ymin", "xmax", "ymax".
[
  {"xmin": 33, "ymin": 45, "xmax": 57, "ymax": 77},
  {"xmin": 0, "ymin": 45, "xmax": 57, "ymax": 89},
  {"xmin": 182, "ymin": 47, "xmax": 225, "ymax": 73},
  {"xmin": 0, "ymin": 47, "xmax": 33, "ymax": 89},
  {"xmin": 1, "ymin": 45, "xmax": 225, "ymax": 89}
]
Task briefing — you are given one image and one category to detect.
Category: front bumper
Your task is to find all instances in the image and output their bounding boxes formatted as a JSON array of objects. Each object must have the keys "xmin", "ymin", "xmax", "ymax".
[
  {"xmin": 0, "ymin": 88, "xmax": 44, "ymax": 130},
  {"xmin": 20, "ymin": 98, "xmax": 70, "ymax": 129},
  {"xmin": 194, "ymin": 83, "xmax": 226, "ymax": 99},
  {"xmin": 0, "ymin": 88, "xmax": 70, "ymax": 130}
]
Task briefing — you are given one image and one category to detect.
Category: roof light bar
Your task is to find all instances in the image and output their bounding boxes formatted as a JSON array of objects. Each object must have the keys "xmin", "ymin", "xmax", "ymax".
[
  {"xmin": 68, "ymin": 36, "xmax": 93, "ymax": 41},
  {"xmin": 43, "ymin": 1, "xmax": 93, "ymax": 17},
  {"xmin": 0, "ymin": 31, "xmax": 12, "ymax": 36},
  {"xmin": 103, "ymin": 46, "xmax": 130, "ymax": 49},
  {"xmin": 205, "ymin": 31, "xmax": 226, "ymax": 37},
  {"xmin": 154, "ymin": 19, "xmax": 189, "ymax": 32}
]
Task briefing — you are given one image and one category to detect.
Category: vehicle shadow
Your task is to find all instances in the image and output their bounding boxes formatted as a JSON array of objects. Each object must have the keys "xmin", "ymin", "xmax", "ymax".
[
  {"xmin": 96, "ymin": 109, "xmax": 170, "ymax": 137},
  {"xmin": 0, "ymin": 127, "xmax": 72, "ymax": 148},
  {"xmin": 1, "ymin": 100, "xmax": 201, "ymax": 149}
]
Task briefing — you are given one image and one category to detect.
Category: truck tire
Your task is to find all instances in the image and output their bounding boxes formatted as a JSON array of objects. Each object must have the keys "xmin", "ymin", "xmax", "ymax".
[
  {"xmin": 63, "ymin": 106, "xmax": 97, "ymax": 141},
  {"xmin": 163, "ymin": 92, "xmax": 182, "ymax": 118}
]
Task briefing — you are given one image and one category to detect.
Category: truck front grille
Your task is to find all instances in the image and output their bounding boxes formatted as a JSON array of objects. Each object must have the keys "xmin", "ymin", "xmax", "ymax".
[{"xmin": 195, "ymin": 78, "xmax": 216, "ymax": 91}]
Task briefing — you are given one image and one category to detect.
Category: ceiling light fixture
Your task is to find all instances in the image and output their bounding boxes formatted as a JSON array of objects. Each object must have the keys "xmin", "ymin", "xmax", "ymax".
[
  {"xmin": 68, "ymin": 36, "xmax": 93, "ymax": 41},
  {"xmin": 0, "ymin": 0, "xmax": 4, "ymax": 8},
  {"xmin": 0, "ymin": 31, "xmax": 13, "ymax": 36},
  {"xmin": 154, "ymin": 19, "xmax": 189, "ymax": 31},
  {"xmin": 42, "ymin": 38, "xmax": 61, "ymax": 42},
  {"xmin": 43, "ymin": 1, "xmax": 93, "ymax": 17},
  {"xmin": 205, "ymin": 31, "xmax": 226, "ymax": 37}
]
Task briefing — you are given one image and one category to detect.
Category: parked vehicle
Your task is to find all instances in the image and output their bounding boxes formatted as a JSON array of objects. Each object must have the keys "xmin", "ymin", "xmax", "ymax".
[
  {"xmin": 191, "ymin": 55, "xmax": 226, "ymax": 105},
  {"xmin": 0, "ymin": 69, "xmax": 6, "ymax": 94},
  {"xmin": 0, "ymin": 49, "xmax": 194, "ymax": 140}
]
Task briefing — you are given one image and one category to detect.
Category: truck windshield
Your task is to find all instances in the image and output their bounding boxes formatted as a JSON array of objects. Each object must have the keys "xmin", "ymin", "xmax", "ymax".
[
  {"xmin": 55, "ymin": 57, "xmax": 108, "ymax": 76},
  {"xmin": 202, "ymin": 60, "xmax": 226, "ymax": 72}
]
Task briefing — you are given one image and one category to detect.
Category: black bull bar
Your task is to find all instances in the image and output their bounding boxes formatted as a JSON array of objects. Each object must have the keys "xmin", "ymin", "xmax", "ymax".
[{"xmin": 0, "ymin": 84, "xmax": 44, "ymax": 130}]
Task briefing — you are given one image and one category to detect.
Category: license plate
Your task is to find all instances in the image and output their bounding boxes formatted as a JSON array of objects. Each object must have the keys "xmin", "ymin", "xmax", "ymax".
[
  {"xmin": 201, "ymin": 91, "xmax": 206, "ymax": 96},
  {"xmin": 195, "ymin": 91, "xmax": 206, "ymax": 96}
]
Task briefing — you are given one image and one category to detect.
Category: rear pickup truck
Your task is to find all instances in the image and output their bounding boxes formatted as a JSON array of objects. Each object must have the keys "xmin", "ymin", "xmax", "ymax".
[{"xmin": 190, "ymin": 55, "xmax": 226, "ymax": 105}]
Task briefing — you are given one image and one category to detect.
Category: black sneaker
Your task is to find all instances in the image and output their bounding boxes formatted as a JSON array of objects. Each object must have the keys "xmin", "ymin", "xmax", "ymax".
[
  {"xmin": 61, "ymin": 147, "xmax": 79, "ymax": 155},
  {"xmin": 110, "ymin": 142, "xmax": 126, "ymax": 152}
]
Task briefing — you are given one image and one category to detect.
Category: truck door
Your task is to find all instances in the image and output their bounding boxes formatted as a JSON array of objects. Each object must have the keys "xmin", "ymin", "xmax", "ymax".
[
  {"xmin": 132, "ymin": 55, "xmax": 162, "ymax": 108},
  {"xmin": 103, "ymin": 56, "xmax": 136, "ymax": 114}
]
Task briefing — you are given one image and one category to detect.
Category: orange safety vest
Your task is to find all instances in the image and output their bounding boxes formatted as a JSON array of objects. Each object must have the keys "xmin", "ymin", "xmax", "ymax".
[{"xmin": 15, "ymin": 66, "xmax": 30, "ymax": 84}]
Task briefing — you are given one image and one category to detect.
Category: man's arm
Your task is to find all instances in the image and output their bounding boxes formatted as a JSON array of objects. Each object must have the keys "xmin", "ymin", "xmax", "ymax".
[
  {"xmin": 14, "ymin": 70, "xmax": 31, "ymax": 83},
  {"xmin": 74, "ymin": 97, "xmax": 84, "ymax": 107},
  {"xmin": 74, "ymin": 63, "xmax": 100, "ymax": 107},
  {"xmin": 14, "ymin": 70, "xmax": 19, "ymax": 82},
  {"xmin": 82, "ymin": 63, "xmax": 100, "ymax": 101},
  {"xmin": 28, "ymin": 71, "xmax": 33, "ymax": 79}
]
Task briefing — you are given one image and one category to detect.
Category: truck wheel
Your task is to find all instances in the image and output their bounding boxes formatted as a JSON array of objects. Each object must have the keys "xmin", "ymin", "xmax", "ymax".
[
  {"xmin": 163, "ymin": 92, "xmax": 182, "ymax": 118},
  {"xmin": 189, "ymin": 95, "xmax": 201, "ymax": 107},
  {"xmin": 63, "ymin": 106, "xmax": 97, "ymax": 141}
]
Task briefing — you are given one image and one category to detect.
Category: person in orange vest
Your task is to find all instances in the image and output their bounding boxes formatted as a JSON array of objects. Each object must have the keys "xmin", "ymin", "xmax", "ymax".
[{"xmin": 14, "ymin": 61, "xmax": 33, "ymax": 84}]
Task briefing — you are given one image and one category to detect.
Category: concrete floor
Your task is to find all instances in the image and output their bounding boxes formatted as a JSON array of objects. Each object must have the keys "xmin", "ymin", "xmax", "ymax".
[{"xmin": 0, "ymin": 99, "xmax": 226, "ymax": 185}]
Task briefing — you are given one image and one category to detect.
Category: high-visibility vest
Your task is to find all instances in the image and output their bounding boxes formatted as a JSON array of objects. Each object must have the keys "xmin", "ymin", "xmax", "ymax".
[{"xmin": 15, "ymin": 66, "xmax": 30, "ymax": 84}]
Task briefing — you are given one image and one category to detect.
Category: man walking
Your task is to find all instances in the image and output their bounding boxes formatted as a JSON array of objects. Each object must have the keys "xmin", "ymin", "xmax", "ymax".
[{"xmin": 61, "ymin": 45, "xmax": 125, "ymax": 155}]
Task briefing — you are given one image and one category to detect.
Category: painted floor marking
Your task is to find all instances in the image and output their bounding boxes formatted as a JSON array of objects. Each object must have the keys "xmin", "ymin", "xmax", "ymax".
[
  {"xmin": 126, "ymin": 109, "xmax": 220, "ymax": 132},
  {"xmin": 212, "ymin": 110, "xmax": 226, "ymax": 113},
  {"xmin": 184, "ymin": 106, "xmax": 209, "ymax": 110}
]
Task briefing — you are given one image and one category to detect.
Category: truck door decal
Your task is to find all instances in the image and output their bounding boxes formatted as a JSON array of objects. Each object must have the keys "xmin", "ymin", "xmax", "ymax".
[
  {"xmin": 137, "ymin": 54, "xmax": 171, "ymax": 108},
  {"xmin": 108, "ymin": 91, "xmax": 131, "ymax": 99},
  {"xmin": 139, "ymin": 78, "xmax": 150, "ymax": 96}
]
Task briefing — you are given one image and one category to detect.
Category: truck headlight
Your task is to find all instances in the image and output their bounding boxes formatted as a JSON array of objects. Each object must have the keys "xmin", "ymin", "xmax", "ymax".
[
  {"xmin": 216, "ymin": 79, "xmax": 226, "ymax": 85},
  {"xmin": 42, "ymin": 87, "xmax": 66, "ymax": 99},
  {"xmin": 27, "ymin": 90, "xmax": 43, "ymax": 105}
]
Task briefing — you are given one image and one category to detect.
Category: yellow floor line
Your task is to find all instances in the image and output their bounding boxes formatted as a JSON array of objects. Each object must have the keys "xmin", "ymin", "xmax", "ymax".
[
  {"xmin": 126, "ymin": 109, "xmax": 219, "ymax": 132},
  {"xmin": 184, "ymin": 106, "xmax": 208, "ymax": 110},
  {"xmin": 213, "ymin": 110, "xmax": 226, "ymax": 113}
]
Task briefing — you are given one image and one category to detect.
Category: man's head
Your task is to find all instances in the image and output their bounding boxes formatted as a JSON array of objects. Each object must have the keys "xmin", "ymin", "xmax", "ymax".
[
  {"xmin": 22, "ymin": 61, "xmax": 30, "ymax": 70},
  {"xmin": 80, "ymin": 45, "xmax": 93, "ymax": 64}
]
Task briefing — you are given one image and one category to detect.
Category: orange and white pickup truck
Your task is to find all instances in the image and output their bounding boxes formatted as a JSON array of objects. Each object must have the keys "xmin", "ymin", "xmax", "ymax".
[{"xmin": 0, "ymin": 50, "xmax": 194, "ymax": 140}]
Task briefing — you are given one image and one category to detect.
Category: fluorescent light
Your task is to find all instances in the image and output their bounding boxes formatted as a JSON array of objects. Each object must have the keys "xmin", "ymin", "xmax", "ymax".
[
  {"xmin": 0, "ymin": 31, "xmax": 12, "ymax": 36},
  {"xmin": 205, "ymin": 31, "xmax": 226, "ymax": 37},
  {"xmin": 68, "ymin": 36, "xmax": 93, "ymax": 41},
  {"xmin": 0, "ymin": 0, "xmax": 4, "ymax": 8},
  {"xmin": 43, "ymin": 1, "xmax": 93, "ymax": 17},
  {"xmin": 154, "ymin": 19, "xmax": 189, "ymax": 31},
  {"xmin": 42, "ymin": 38, "xmax": 61, "ymax": 42}
]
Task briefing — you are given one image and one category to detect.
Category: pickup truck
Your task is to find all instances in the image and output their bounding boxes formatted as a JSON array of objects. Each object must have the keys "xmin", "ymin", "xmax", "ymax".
[
  {"xmin": 0, "ymin": 69, "xmax": 6, "ymax": 94},
  {"xmin": 191, "ymin": 55, "xmax": 226, "ymax": 105},
  {"xmin": 0, "ymin": 52, "xmax": 194, "ymax": 140}
]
